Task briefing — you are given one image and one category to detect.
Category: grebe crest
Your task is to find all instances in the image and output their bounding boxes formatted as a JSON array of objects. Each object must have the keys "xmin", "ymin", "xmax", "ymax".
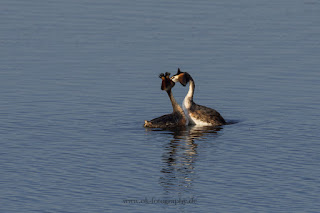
[{"xmin": 160, "ymin": 72, "xmax": 175, "ymax": 91}]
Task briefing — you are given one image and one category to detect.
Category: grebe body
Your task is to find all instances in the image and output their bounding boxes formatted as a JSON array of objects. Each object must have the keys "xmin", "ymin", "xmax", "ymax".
[
  {"xmin": 171, "ymin": 69, "xmax": 226, "ymax": 127},
  {"xmin": 144, "ymin": 73, "xmax": 187, "ymax": 128}
]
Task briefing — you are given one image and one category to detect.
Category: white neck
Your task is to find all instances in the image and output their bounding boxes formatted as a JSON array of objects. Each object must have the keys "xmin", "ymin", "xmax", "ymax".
[{"xmin": 183, "ymin": 79, "xmax": 195, "ymax": 109}]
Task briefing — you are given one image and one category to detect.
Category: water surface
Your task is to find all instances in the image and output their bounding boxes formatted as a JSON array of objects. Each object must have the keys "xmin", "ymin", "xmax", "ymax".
[{"xmin": 1, "ymin": 0, "xmax": 320, "ymax": 212}]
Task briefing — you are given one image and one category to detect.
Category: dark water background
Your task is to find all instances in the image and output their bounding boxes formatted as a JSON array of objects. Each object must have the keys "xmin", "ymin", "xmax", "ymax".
[{"xmin": 1, "ymin": 0, "xmax": 320, "ymax": 212}]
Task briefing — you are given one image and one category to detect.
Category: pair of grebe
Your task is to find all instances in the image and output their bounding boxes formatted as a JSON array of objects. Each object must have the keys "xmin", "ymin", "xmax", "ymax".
[{"xmin": 144, "ymin": 69, "xmax": 226, "ymax": 128}]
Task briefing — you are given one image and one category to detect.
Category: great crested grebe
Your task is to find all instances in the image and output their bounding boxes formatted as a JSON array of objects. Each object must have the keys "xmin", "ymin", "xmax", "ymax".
[
  {"xmin": 170, "ymin": 68, "xmax": 226, "ymax": 126},
  {"xmin": 144, "ymin": 72, "xmax": 187, "ymax": 128}
]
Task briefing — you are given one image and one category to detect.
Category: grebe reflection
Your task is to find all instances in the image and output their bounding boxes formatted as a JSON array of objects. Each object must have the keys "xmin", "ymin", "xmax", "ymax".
[{"xmin": 156, "ymin": 125, "xmax": 222, "ymax": 193}]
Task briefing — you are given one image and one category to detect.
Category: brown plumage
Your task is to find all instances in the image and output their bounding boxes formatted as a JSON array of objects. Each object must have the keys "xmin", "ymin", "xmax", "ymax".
[{"xmin": 189, "ymin": 102, "xmax": 226, "ymax": 126}]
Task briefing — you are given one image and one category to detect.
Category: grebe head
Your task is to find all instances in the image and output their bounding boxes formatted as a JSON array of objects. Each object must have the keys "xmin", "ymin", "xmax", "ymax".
[
  {"xmin": 170, "ymin": 68, "xmax": 188, "ymax": 86},
  {"xmin": 160, "ymin": 72, "xmax": 175, "ymax": 91}
]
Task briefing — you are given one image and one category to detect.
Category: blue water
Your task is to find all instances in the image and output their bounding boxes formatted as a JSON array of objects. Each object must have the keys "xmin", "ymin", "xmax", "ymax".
[{"xmin": 1, "ymin": 0, "xmax": 320, "ymax": 212}]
